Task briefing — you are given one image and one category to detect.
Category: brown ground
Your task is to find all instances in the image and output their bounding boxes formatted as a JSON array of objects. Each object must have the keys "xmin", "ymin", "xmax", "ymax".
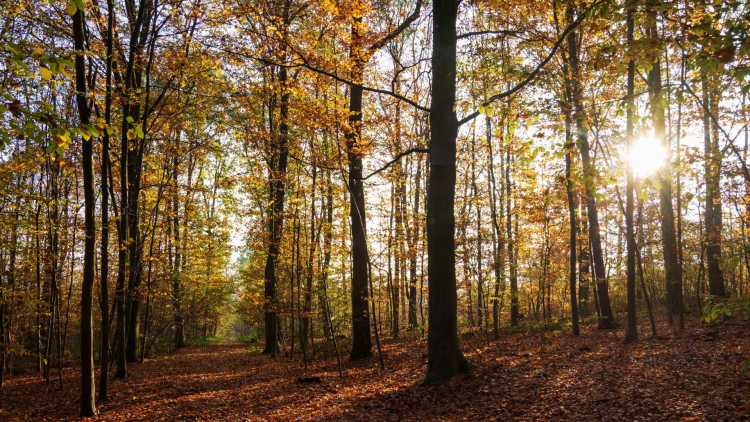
[{"xmin": 3, "ymin": 320, "xmax": 749, "ymax": 421}]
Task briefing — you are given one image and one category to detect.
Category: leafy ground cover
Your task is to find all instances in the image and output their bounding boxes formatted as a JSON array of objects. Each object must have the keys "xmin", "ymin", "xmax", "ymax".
[{"xmin": 3, "ymin": 320, "xmax": 749, "ymax": 421}]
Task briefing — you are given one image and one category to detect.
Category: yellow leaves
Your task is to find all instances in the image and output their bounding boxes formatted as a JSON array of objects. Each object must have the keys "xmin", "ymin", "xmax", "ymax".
[
  {"xmin": 65, "ymin": 0, "xmax": 85, "ymax": 15},
  {"xmin": 320, "ymin": 0, "xmax": 338, "ymax": 15},
  {"xmin": 65, "ymin": 0, "xmax": 77, "ymax": 15},
  {"xmin": 50, "ymin": 130, "xmax": 71, "ymax": 153},
  {"xmin": 39, "ymin": 66, "xmax": 52, "ymax": 81}
]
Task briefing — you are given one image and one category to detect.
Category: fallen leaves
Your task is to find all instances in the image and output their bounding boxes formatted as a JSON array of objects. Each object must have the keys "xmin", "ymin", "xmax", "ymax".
[{"xmin": 2, "ymin": 319, "xmax": 749, "ymax": 421}]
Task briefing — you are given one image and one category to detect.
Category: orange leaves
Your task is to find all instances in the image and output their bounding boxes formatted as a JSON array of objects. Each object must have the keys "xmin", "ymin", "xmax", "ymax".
[{"xmin": 5, "ymin": 320, "xmax": 750, "ymax": 420}]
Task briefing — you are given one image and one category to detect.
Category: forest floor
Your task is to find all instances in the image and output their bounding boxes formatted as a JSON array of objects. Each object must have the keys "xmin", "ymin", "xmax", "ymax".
[{"xmin": 3, "ymin": 319, "xmax": 750, "ymax": 421}]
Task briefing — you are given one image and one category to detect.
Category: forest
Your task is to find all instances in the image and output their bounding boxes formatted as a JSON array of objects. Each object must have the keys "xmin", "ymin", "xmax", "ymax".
[{"xmin": 1, "ymin": 0, "xmax": 750, "ymax": 419}]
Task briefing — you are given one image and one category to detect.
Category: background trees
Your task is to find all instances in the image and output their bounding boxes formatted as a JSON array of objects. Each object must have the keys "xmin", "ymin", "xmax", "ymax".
[{"xmin": 1, "ymin": 0, "xmax": 750, "ymax": 409}]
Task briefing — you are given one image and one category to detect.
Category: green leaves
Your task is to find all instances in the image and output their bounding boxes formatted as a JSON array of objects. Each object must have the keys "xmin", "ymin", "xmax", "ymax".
[
  {"xmin": 66, "ymin": 0, "xmax": 85, "ymax": 15},
  {"xmin": 741, "ymin": 357, "xmax": 750, "ymax": 375},
  {"xmin": 77, "ymin": 123, "xmax": 99, "ymax": 141},
  {"xmin": 48, "ymin": 129, "xmax": 71, "ymax": 154}
]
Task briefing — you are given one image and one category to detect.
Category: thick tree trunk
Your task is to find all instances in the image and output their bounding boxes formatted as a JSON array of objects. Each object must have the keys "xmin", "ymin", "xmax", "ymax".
[
  {"xmin": 424, "ymin": 0, "xmax": 467, "ymax": 384},
  {"xmin": 263, "ymin": 63, "xmax": 289, "ymax": 356},
  {"xmin": 347, "ymin": 16, "xmax": 372, "ymax": 360}
]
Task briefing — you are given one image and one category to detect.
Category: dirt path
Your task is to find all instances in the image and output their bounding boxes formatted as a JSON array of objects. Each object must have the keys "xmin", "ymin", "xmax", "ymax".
[{"xmin": 3, "ymin": 321, "xmax": 750, "ymax": 421}]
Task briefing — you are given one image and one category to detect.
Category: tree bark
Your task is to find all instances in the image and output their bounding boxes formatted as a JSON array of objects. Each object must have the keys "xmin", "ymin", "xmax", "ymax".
[
  {"xmin": 625, "ymin": 3, "xmax": 638, "ymax": 343},
  {"xmin": 506, "ymin": 134, "xmax": 519, "ymax": 326},
  {"xmin": 702, "ymin": 74, "xmax": 726, "ymax": 299},
  {"xmin": 567, "ymin": 4, "xmax": 615, "ymax": 329},
  {"xmin": 72, "ymin": 5, "xmax": 97, "ymax": 415},
  {"xmin": 646, "ymin": 0, "xmax": 684, "ymax": 330},
  {"xmin": 485, "ymin": 116, "xmax": 505, "ymax": 339},
  {"xmin": 424, "ymin": 0, "xmax": 468, "ymax": 384},
  {"xmin": 98, "ymin": 0, "xmax": 113, "ymax": 401},
  {"xmin": 347, "ymin": 14, "xmax": 372, "ymax": 360}
]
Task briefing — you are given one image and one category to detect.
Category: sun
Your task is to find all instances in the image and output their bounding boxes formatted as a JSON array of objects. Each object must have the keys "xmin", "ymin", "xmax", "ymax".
[{"xmin": 626, "ymin": 136, "xmax": 667, "ymax": 179}]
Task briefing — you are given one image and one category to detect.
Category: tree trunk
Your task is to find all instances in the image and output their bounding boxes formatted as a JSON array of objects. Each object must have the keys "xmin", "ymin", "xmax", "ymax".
[
  {"xmin": 625, "ymin": 4, "xmax": 638, "ymax": 343},
  {"xmin": 72, "ymin": 5, "xmax": 97, "ymax": 415},
  {"xmin": 171, "ymin": 151, "xmax": 184, "ymax": 350},
  {"xmin": 347, "ymin": 15, "xmax": 372, "ymax": 360},
  {"xmin": 506, "ymin": 135, "xmax": 519, "ymax": 326},
  {"xmin": 646, "ymin": 0, "xmax": 684, "ymax": 330},
  {"xmin": 702, "ymin": 74, "xmax": 726, "ymax": 299},
  {"xmin": 568, "ymin": 4, "xmax": 614, "ymax": 329},
  {"xmin": 263, "ymin": 4, "xmax": 291, "ymax": 355},
  {"xmin": 408, "ymin": 156, "xmax": 421, "ymax": 330},
  {"xmin": 562, "ymin": 61, "xmax": 580, "ymax": 335},
  {"xmin": 486, "ymin": 116, "xmax": 505, "ymax": 339},
  {"xmin": 424, "ymin": 0, "xmax": 467, "ymax": 384},
  {"xmin": 98, "ymin": 0, "xmax": 113, "ymax": 401}
]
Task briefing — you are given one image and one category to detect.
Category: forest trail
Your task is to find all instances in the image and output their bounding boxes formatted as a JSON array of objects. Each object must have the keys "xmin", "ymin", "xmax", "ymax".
[{"xmin": 3, "ymin": 321, "xmax": 750, "ymax": 421}]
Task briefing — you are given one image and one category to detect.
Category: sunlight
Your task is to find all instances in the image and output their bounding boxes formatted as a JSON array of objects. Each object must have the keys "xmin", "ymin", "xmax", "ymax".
[{"xmin": 626, "ymin": 135, "xmax": 667, "ymax": 179}]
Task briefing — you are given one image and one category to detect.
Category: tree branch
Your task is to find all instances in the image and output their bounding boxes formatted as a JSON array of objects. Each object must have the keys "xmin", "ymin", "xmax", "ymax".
[
  {"xmin": 361, "ymin": 146, "xmax": 429, "ymax": 180},
  {"xmin": 457, "ymin": 0, "xmax": 607, "ymax": 127},
  {"xmin": 369, "ymin": 0, "xmax": 423, "ymax": 52},
  {"xmin": 457, "ymin": 29, "xmax": 519, "ymax": 40}
]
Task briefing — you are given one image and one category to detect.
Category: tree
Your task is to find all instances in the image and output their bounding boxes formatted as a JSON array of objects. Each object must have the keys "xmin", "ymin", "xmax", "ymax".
[
  {"xmin": 424, "ymin": 0, "xmax": 468, "ymax": 384},
  {"xmin": 566, "ymin": 3, "xmax": 615, "ymax": 329},
  {"xmin": 624, "ymin": 0, "xmax": 637, "ymax": 343},
  {"xmin": 71, "ymin": 1, "xmax": 97, "ymax": 415},
  {"xmin": 646, "ymin": 0, "xmax": 684, "ymax": 331}
]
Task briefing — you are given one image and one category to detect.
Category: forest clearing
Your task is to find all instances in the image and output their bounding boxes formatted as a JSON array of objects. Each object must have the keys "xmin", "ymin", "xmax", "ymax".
[
  {"xmin": 4, "ymin": 320, "xmax": 750, "ymax": 421},
  {"xmin": 2, "ymin": 0, "xmax": 750, "ymax": 419}
]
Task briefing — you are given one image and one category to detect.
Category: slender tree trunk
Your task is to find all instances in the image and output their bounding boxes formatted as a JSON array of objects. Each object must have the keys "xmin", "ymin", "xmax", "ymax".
[
  {"xmin": 486, "ymin": 116, "xmax": 505, "ymax": 339},
  {"xmin": 408, "ymin": 156, "xmax": 421, "ymax": 330},
  {"xmin": 702, "ymin": 74, "xmax": 726, "ymax": 299},
  {"xmin": 319, "ymin": 169, "xmax": 334, "ymax": 340},
  {"xmin": 471, "ymin": 131, "xmax": 484, "ymax": 332},
  {"xmin": 171, "ymin": 151, "xmax": 184, "ymax": 350},
  {"xmin": 624, "ymin": 4, "xmax": 638, "ymax": 343},
  {"xmin": 562, "ymin": 65, "xmax": 579, "ymax": 335},
  {"xmin": 636, "ymin": 199, "xmax": 657, "ymax": 337},
  {"xmin": 646, "ymin": 0, "xmax": 684, "ymax": 331},
  {"xmin": 506, "ymin": 134, "xmax": 519, "ymax": 326},
  {"xmin": 98, "ymin": 0, "xmax": 113, "ymax": 399},
  {"xmin": 302, "ymin": 156, "xmax": 317, "ymax": 363},
  {"xmin": 578, "ymin": 202, "xmax": 590, "ymax": 316},
  {"xmin": 72, "ymin": 5, "xmax": 97, "ymax": 415},
  {"xmin": 567, "ymin": 4, "xmax": 614, "ymax": 329}
]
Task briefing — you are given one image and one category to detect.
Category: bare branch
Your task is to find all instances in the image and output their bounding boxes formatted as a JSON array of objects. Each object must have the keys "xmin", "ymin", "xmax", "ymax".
[
  {"xmin": 369, "ymin": 0, "xmax": 423, "ymax": 52},
  {"xmin": 457, "ymin": 0, "xmax": 607, "ymax": 127},
  {"xmin": 361, "ymin": 146, "xmax": 429, "ymax": 180},
  {"xmin": 456, "ymin": 29, "xmax": 519, "ymax": 40}
]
